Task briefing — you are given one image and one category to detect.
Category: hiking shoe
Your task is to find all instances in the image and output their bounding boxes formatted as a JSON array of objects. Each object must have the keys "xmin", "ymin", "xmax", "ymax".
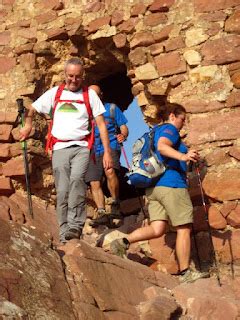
[
  {"xmin": 179, "ymin": 269, "xmax": 210, "ymax": 284},
  {"xmin": 110, "ymin": 238, "xmax": 130, "ymax": 258},
  {"xmin": 65, "ymin": 228, "xmax": 82, "ymax": 240},
  {"xmin": 89, "ymin": 209, "xmax": 109, "ymax": 227},
  {"xmin": 111, "ymin": 200, "xmax": 121, "ymax": 218}
]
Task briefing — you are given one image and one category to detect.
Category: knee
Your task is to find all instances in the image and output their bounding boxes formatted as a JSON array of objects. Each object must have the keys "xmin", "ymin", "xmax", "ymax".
[
  {"xmin": 151, "ymin": 225, "xmax": 165, "ymax": 238},
  {"xmin": 57, "ymin": 189, "xmax": 68, "ymax": 203},
  {"xmin": 105, "ymin": 168, "xmax": 116, "ymax": 179},
  {"xmin": 90, "ymin": 181, "xmax": 101, "ymax": 192}
]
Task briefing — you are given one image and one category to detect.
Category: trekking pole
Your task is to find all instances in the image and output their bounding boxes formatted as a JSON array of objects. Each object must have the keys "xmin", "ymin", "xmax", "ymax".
[
  {"xmin": 194, "ymin": 162, "xmax": 221, "ymax": 286},
  {"xmin": 17, "ymin": 98, "xmax": 34, "ymax": 219}
]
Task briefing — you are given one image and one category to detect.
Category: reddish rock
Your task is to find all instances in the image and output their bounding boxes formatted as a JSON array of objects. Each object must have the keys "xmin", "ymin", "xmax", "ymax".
[
  {"xmin": 0, "ymin": 10, "xmax": 7, "ymax": 22},
  {"xmin": 19, "ymin": 53, "xmax": 36, "ymax": 70},
  {"xmin": 225, "ymin": 9, "xmax": 240, "ymax": 33},
  {"xmin": 149, "ymin": 0, "xmax": 175, "ymax": 12},
  {"xmin": 206, "ymin": 22, "xmax": 222, "ymax": 36},
  {"xmin": 18, "ymin": 28, "xmax": 37, "ymax": 40},
  {"xmin": 183, "ymin": 99, "xmax": 224, "ymax": 113},
  {"xmin": 131, "ymin": 3, "xmax": 147, "ymax": 16},
  {"xmin": 144, "ymin": 12, "xmax": 168, "ymax": 27},
  {"xmin": 200, "ymin": 12, "xmax": 227, "ymax": 21},
  {"xmin": 0, "ymin": 31, "xmax": 11, "ymax": 45},
  {"xmin": 33, "ymin": 41, "xmax": 53, "ymax": 56},
  {"xmin": 226, "ymin": 205, "xmax": 240, "ymax": 227},
  {"xmin": 128, "ymin": 47, "xmax": 147, "ymax": 66},
  {"xmin": 0, "ymin": 196, "xmax": 24, "ymax": 223},
  {"xmin": 228, "ymin": 61, "xmax": 240, "ymax": 73},
  {"xmin": 164, "ymin": 36, "xmax": 185, "ymax": 52},
  {"xmin": 84, "ymin": 1, "xmax": 103, "ymax": 13},
  {"xmin": 173, "ymin": 277, "xmax": 240, "ymax": 319},
  {"xmin": 35, "ymin": 11, "xmax": 57, "ymax": 24},
  {"xmin": 130, "ymin": 31, "xmax": 155, "ymax": 48},
  {"xmin": 9, "ymin": 143, "xmax": 23, "ymax": 157},
  {"xmin": 0, "ymin": 57, "xmax": 16, "ymax": 74},
  {"xmin": 38, "ymin": 0, "xmax": 64, "ymax": 10},
  {"xmin": 231, "ymin": 71, "xmax": 240, "ymax": 88},
  {"xmin": 111, "ymin": 10, "xmax": 124, "ymax": 26},
  {"xmin": 205, "ymin": 148, "xmax": 230, "ymax": 166},
  {"xmin": 208, "ymin": 205, "xmax": 227, "ymax": 229},
  {"xmin": 15, "ymin": 43, "xmax": 34, "ymax": 55},
  {"xmin": 118, "ymin": 18, "xmax": 138, "ymax": 33},
  {"xmin": 226, "ymin": 90, "xmax": 240, "ymax": 107},
  {"xmin": 149, "ymin": 233, "xmax": 178, "ymax": 274},
  {"xmin": 186, "ymin": 109, "xmax": 240, "ymax": 145},
  {"xmin": 0, "ymin": 143, "xmax": 10, "ymax": 159},
  {"xmin": 0, "ymin": 124, "xmax": 12, "ymax": 141},
  {"xmin": 153, "ymin": 24, "xmax": 173, "ymax": 42},
  {"xmin": 87, "ymin": 16, "xmax": 111, "ymax": 34},
  {"xmin": 201, "ymin": 35, "xmax": 240, "ymax": 65},
  {"xmin": 0, "ymin": 201, "xmax": 10, "ymax": 221},
  {"xmin": 45, "ymin": 28, "xmax": 68, "ymax": 41},
  {"xmin": 207, "ymin": 81, "xmax": 225, "ymax": 94},
  {"xmin": 148, "ymin": 43, "xmax": 164, "ymax": 55},
  {"xmin": 194, "ymin": 0, "xmax": 240, "ymax": 13},
  {"xmin": 220, "ymin": 201, "xmax": 238, "ymax": 217},
  {"xmin": 229, "ymin": 145, "xmax": 240, "ymax": 160},
  {"xmin": 202, "ymin": 169, "xmax": 240, "ymax": 201},
  {"xmin": 113, "ymin": 33, "xmax": 127, "ymax": 48},
  {"xmin": 0, "ymin": 178, "xmax": 14, "ymax": 196},
  {"xmin": 2, "ymin": 156, "xmax": 32, "ymax": 177},
  {"xmin": 193, "ymin": 206, "xmax": 210, "ymax": 232},
  {"xmin": 0, "ymin": 112, "xmax": 18, "ymax": 124},
  {"xmin": 154, "ymin": 52, "xmax": 186, "ymax": 76},
  {"xmin": 169, "ymin": 74, "xmax": 186, "ymax": 87}
]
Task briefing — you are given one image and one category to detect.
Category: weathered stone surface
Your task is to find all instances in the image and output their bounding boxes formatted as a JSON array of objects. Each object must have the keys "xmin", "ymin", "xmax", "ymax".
[
  {"xmin": 0, "ymin": 31, "xmax": 11, "ymax": 45},
  {"xmin": 2, "ymin": 156, "xmax": 32, "ymax": 177},
  {"xmin": 148, "ymin": 43, "xmax": 164, "ymax": 56},
  {"xmin": 153, "ymin": 24, "xmax": 173, "ymax": 42},
  {"xmin": 15, "ymin": 43, "xmax": 34, "ymax": 55},
  {"xmin": 173, "ymin": 277, "xmax": 240, "ymax": 320},
  {"xmin": 201, "ymin": 35, "xmax": 240, "ymax": 65},
  {"xmin": 183, "ymin": 49, "xmax": 202, "ymax": 66},
  {"xmin": 147, "ymin": 79, "xmax": 169, "ymax": 95},
  {"xmin": 200, "ymin": 12, "xmax": 227, "ymax": 22},
  {"xmin": 220, "ymin": 201, "xmax": 237, "ymax": 217},
  {"xmin": 154, "ymin": 52, "xmax": 186, "ymax": 76},
  {"xmin": 17, "ymin": 28, "xmax": 37, "ymax": 40},
  {"xmin": 226, "ymin": 205, "xmax": 240, "ymax": 227},
  {"xmin": 202, "ymin": 169, "xmax": 240, "ymax": 201},
  {"xmin": 0, "ymin": 124, "xmax": 12, "ymax": 141},
  {"xmin": 149, "ymin": 0, "xmax": 175, "ymax": 12},
  {"xmin": 118, "ymin": 18, "xmax": 138, "ymax": 33},
  {"xmin": 231, "ymin": 71, "xmax": 240, "ymax": 88},
  {"xmin": 0, "ymin": 57, "xmax": 16, "ymax": 74},
  {"xmin": 128, "ymin": 47, "xmax": 147, "ymax": 66},
  {"xmin": 205, "ymin": 148, "xmax": 230, "ymax": 166},
  {"xmin": 208, "ymin": 205, "xmax": 227, "ymax": 229},
  {"xmin": 130, "ymin": 31, "xmax": 155, "ymax": 48},
  {"xmin": 187, "ymin": 109, "xmax": 240, "ymax": 145},
  {"xmin": 38, "ymin": 0, "xmax": 64, "ymax": 10},
  {"xmin": 194, "ymin": 0, "xmax": 240, "ymax": 13},
  {"xmin": 185, "ymin": 28, "xmax": 209, "ymax": 47},
  {"xmin": 225, "ymin": 10, "xmax": 240, "ymax": 34},
  {"xmin": 226, "ymin": 90, "xmax": 240, "ymax": 107},
  {"xmin": 88, "ymin": 16, "xmax": 111, "ymax": 34},
  {"xmin": 0, "ymin": 178, "xmax": 13, "ymax": 195},
  {"xmin": 229, "ymin": 145, "xmax": 240, "ymax": 160},
  {"xmin": 113, "ymin": 33, "xmax": 127, "ymax": 48},
  {"xmin": 0, "ymin": 218, "xmax": 75, "ymax": 319},
  {"xmin": 131, "ymin": 3, "xmax": 147, "ymax": 16},
  {"xmin": 111, "ymin": 10, "xmax": 124, "ymax": 26},
  {"xmin": 35, "ymin": 11, "xmax": 57, "ymax": 24},
  {"xmin": 144, "ymin": 12, "xmax": 168, "ymax": 27},
  {"xmin": 164, "ymin": 36, "xmax": 185, "ymax": 52},
  {"xmin": 45, "ymin": 28, "xmax": 68, "ymax": 41},
  {"xmin": 19, "ymin": 53, "xmax": 36, "ymax": 70},
  {"xmin": 0, "ymin": 143, "xmax": 11, "ymax": 159},
  {"xmin": 183, "ymin": 100, "xmax": 224, "ymax": 113},
  {"xmin": 62, "ymin": 240, "xmax": 179, "ymax": 318}
]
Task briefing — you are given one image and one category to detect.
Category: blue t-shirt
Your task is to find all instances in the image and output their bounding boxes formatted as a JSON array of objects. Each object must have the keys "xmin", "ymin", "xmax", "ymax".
[
  {"xmin": 154, "ymin": 123, "xmax": 188, "ymax": 188},
  {"xmin": 94, "ymin": 102, "xmax": 128, "ymax": 155}
]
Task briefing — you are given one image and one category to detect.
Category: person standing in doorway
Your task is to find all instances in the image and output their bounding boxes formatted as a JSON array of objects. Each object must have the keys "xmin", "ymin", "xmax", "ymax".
[
  {"xmin": 85, "ymin": 85, "xmax": 128, "ymax": 226},
  {"xmin": 20, "ymin": 58, "xmax": 113, "ymax": 243}
]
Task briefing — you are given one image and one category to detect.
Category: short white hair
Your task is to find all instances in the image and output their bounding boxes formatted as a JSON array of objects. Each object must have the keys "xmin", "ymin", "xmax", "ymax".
[{"xmin": 64, "ymin": 58, "xmax": 84, "ymax": 71}]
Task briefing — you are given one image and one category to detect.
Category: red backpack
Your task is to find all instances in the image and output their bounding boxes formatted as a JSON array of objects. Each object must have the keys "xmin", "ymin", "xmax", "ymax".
[{"xmin": 45, "ymin": 84, "xmax": 95, "ymax": 156}]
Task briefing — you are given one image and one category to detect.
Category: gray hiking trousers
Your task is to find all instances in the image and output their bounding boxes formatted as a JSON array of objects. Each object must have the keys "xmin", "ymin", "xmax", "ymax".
[{"xmin": 52, "ymin": 146, "xmax": 90, "ymax": 242}]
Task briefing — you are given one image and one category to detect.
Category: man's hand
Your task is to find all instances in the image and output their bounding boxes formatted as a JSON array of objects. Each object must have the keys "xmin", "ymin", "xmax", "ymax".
[
  {"xmin": 116, "ymin": 133, "xmax": 126, "ymax": 144},
  {"xmin": 103, "ymin": 151, "xmax": 113, "ymax": 170},
  {"xmin": 19, "ymin": 124, "xmax": 32, "ymax": 141}
]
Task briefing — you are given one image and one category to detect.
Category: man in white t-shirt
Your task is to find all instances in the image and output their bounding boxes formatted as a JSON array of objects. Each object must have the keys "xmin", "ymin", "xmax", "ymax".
[{"xmin": 20, "ymin": 58, "xmax": 113, "ymax": 244}]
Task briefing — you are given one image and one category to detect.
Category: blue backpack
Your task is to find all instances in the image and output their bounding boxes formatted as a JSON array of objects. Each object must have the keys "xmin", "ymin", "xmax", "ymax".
[{"xmin": 127, "ymin": 125, "xmax": 166, "ymax": 188}]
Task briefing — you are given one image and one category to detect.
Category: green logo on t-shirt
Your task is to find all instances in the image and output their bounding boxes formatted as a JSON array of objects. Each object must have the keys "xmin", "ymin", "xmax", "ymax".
[{"xmin": 58, "ymin": 103, "xmax": 78, "ymax": 112}]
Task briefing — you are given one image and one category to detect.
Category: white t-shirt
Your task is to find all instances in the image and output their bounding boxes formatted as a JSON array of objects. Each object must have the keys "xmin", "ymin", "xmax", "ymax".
[{"xmin": 32, "ymin": 86, "xmax": 105, "ymax": 150}]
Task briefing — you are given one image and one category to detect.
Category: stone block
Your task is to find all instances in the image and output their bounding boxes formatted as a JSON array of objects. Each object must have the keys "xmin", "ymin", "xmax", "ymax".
[
  {"xmin": 149, "ymin": 0, "xmax": 175, "ymax": 12},
  {"xmin": 194, "ymin": 0, "xmax": 240, "ymax": 13},
  {"xmin": 0, "ymin": 112, "xmax": 18, "ymax": 124},
  {"xmin": 164, "ymin": 36, "xmax": 185, "ymax": 52},
  {"xmin": 208, "ymin": 205, "xmax": 227, "ymax": 229},
  {"xmin": 0, "ymin": 143, "xmax": 10, "ymax": 159},
  {"xmin": 113, "ymin": 33, "xmax": 127, "ymax": 48},
  {"xmin": 0, "ymin": 177, "xmax": 14, "ymax": 196},
  {"xmin": 130, "ymin": 32, "xmax": 155, "ymax": 49},
  {"xmin": 154, "ymin": 52, "xmax": 186, "ymax": 76},
  {"xmin": 0, "ymin": 125, "xmax": 12, "ymax": 142},
  {"xmin": 0, "ymin": 31, "xmax": 11, "ymax": 46},
  {"xmin": 131, "ymin": 3, "xmax": 147, "ymax": 16},
  {"xmin": 128, "ymin": 47, "xmax": 147, "ymax": 66},
  {"xmin": 0, "ymin": 57, "xmax": 16, "ymax": 74},
  {"xmin": 35, "ymin": 11, "xmax": 57, "ymax": 24},
  {"xmin": 88, "ymin": 16, "xmax": 111, "ymax": 34},
  {"xmin": 226, "ymin": 90, "xmax": 240, "ymax": 107},
  {"xmin": 144, "ymin": 12, "xmax": 167, "ymax": 27},
  {"xmin": 2, "ymin": 156, "xmax": 32, "ymax": 177},
  {"xmin": 118, "ymin": 18, "xmax": 138, "ymax": 33}
]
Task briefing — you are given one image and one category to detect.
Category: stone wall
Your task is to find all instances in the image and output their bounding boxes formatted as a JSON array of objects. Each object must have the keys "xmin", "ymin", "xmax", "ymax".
[{"xmin": 0, "ymin": 0, "xmax": 240, "ymax": 233}]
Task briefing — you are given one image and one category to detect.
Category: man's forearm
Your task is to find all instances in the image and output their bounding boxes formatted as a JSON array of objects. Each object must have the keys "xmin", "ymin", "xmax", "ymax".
[{"xmin": 24, "ymin": 106, "xmax": 35, "ymax": 127}]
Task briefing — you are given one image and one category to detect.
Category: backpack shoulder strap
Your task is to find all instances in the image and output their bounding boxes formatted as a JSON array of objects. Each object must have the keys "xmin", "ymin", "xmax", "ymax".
[
  {"xmin": 82, "ymin": 86, "xmax": 93, "ymax": 120},
  {"xmin": 51, "ymin": 83, "xmax": 65, "ymax": 118}
]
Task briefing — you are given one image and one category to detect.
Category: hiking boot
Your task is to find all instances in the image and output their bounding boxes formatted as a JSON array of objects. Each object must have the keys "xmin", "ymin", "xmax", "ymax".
[
  {"xmin": 179, "ymin": 269, "xmax": 210, "ymax": 284},
  {"xmin": 65, "ymin": 228, "xmax": 82, "ymax": 241},
  {"xmin": 111, "ymin": 200, "xmax": 121, "ymax": 218},
  {"xmin": 89, "ymin": 209, "xmax": 109, "ymax": 227},
  {"xmin": 110, "ymin": 238, "xmax": 130, "ymax": 258}
]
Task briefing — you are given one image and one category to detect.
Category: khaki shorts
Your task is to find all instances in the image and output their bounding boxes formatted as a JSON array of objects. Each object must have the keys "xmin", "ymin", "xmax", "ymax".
[{"xmin": 146, "ymin": 186, "xmax": 193, "ymax": 227}]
